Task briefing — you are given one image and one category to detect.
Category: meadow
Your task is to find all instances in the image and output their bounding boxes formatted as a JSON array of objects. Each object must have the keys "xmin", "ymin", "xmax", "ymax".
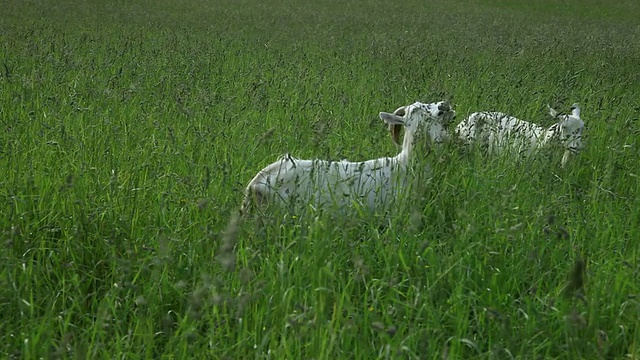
[{"xmin": 1, "ymin": 0, "xmax": 639, "ymax": 358}]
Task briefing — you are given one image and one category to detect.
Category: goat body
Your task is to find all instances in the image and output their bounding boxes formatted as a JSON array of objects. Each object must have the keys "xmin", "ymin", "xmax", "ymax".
[
  {"xmin": 242, "ymin": 154, "xmax": 405, "ymax": 213},
  {"xmin": 454, "ymin": 104, "xmax": 584, "ymax": 167},
  {"xmin": 455, "ymin": 112, "xmax": 546, "ymax": 155}
]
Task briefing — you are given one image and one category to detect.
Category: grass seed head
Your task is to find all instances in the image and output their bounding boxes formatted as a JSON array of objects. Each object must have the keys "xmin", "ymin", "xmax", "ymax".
[
  {"xmin": 216, "ymin": 213, "xmax": 240, "ymax": 271},
  {"xmin": 564, "ymin": 258, "xmax": 586, "ymax": 298}
]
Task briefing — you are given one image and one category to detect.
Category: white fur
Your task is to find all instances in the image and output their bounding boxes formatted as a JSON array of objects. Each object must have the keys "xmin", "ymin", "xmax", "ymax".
[
  {"xmin": 454, "ymin": 103, "xmax": 584, "ymax": 167},
  {"xmin": 241, "ymin": 101, "xmax": 456, "ymax": 214}
]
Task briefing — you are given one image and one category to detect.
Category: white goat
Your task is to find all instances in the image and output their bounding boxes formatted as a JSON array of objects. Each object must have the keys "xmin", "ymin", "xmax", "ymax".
[
  {"xmin": 454, "ymin": 103, "xmax": 584, "ymax": 167},
  {"xmin": 241, "ymin": 101, "xmax": 456, "ymax": 215}
]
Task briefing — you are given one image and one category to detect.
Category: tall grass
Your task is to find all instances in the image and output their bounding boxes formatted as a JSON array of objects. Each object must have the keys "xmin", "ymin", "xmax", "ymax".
[{"xmin": 1, "ymin": 0, "xmax": 638, "ymax": 358}]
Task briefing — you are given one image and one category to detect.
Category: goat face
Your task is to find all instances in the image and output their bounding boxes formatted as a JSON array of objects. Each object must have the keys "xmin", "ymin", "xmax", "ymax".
[
  {"xmin": 407, "ymin": 101, "xmax": 456, "ymax": 144},
  {"xmin": 550, "ymin": 103, "xmax": 585, "ymax": 153},
  {"xmin": 559, "ymin": 117, "xmax": 584, "ymax": 153},
  {"xmin": 384, "ymin": 101, "xmax": 456, "ymax": 145},
  {"xmin": 547, "ymin": 103, "xmax": 585, "ymax": 167}
]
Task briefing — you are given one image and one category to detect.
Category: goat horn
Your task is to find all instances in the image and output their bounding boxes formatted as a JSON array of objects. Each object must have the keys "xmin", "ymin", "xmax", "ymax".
[
  {"xmin": 389, "ymin": 124, "xmax": 402, "ymax": 146},
  {"xmin": 393, "ymin": 106, "xmax": 406, "ymax": 116}
]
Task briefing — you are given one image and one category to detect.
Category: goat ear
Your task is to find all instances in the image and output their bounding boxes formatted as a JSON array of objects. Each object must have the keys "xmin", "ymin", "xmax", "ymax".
[
  {"xmin": 379, "ymin": 111, "xmax": 405, "ymax": 125},
  {"xmin": 389, "ymin": 124, "xmax": 402, "ymax": 146},
  {"xmin": 547, "ymin": 104, "xmax": 559, "ymax": 118},
  {"xmin": 570, "ymin": 103, "xmax": 581, "ymax": 117}
]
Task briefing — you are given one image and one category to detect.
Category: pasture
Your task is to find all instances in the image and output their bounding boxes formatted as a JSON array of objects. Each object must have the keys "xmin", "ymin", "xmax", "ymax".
[{"xmin": 1, "ymin": 0, "xmax": 638, "ymax": 358}]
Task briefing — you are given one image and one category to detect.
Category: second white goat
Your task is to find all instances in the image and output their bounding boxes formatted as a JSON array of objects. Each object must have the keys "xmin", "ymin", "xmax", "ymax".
[
  {"xmin": 454, "ymin": 103, "xmax": 584, "ymax": 167},
  {"xmin": 241, "ymin": 101, "xmax": 456, "ymax": 215}
]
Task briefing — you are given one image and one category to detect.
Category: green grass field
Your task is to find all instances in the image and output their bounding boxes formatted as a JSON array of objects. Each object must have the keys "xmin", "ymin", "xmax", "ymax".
[{"xmin": 1, "ymin": 0, "xmax": 639, "ymax": 358}]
